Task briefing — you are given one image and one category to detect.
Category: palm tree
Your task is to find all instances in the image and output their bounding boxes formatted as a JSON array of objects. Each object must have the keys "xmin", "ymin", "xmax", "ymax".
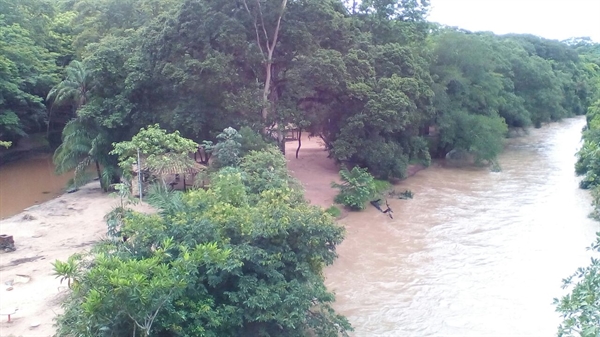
[
  {"xmin": 46, "ymin": 60, "xmax": 94, "ymax": 134},
  {"xmin": 49, "ymin": 60, "xmax": 118, "ymax": 191},
  {"xmin": 53, "ymin": 118, "xmax": 114, "ymax": 191}
]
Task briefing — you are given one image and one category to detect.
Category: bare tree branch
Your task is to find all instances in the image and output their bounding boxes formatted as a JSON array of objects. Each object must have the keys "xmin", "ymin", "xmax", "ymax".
[
  {"xmin": 255, "ymin": 0, "xmax": 271, "ymax": 53},
  {"xmin": 269, "ymin": 0, "xmax": 288, "ymax": 54},
  {"xmin": 241, "ymin": 0, "xmax": 266, "ymax": 59}
]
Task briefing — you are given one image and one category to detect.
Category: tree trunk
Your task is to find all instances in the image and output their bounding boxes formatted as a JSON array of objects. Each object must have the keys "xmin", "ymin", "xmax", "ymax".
[
  {"xmin": 95, "ymin": 160, "xmax": 104, "ymax": 191},
  {"xmin": 262, "ymin": 60, "xmax": 273, "ymax": 120},
  {"xmin": 243, "ymin": 0, "xmax": 288, "ymax": 143},
  {"xmin": 279, "ymin": 137, "xmax": 286, "ymax": 155},
  {"xmin": 296, "ymin": 128, "xmax": 302, "ymax": 159}
]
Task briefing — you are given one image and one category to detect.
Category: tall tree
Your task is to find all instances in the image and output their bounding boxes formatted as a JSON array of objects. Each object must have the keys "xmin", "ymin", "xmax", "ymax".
[
  {"xmin": 52, "ymin": 118, "xmax": 113, "ymax": 190},
  {"xmin": 241, "ymin": 0, "xmax": 288, "ymax": 123},
  {"xmin": 46, "ymin": 60, "xmax": 94, "ymax": 132}
]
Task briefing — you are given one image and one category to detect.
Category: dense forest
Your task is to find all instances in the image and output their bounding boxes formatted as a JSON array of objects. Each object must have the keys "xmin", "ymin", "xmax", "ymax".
[
  {"xmin": 2, "ymin": 0, "xmax": 599, "ymax": 181},
  {"xmin": 3, "ymin": 0, "xmax": 600, "ymax": 335}
]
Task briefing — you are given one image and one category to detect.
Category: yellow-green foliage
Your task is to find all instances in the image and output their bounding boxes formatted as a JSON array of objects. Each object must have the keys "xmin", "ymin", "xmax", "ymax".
[
  {"xmin": 111, "ymin": 124, "xmax": 198, "ymax": 175},
  {"xmin": 56, "ymin": 163, "xmax": 351, "ymax": 337},
  {"xmin": 332, "ymin": 167, "xmax": 378, "ymax": 211}
]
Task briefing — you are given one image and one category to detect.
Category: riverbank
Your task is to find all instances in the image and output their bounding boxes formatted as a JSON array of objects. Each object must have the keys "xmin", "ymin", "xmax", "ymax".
[
  {"xmin": 284, "ymin": 135, "xmax": 427, "ymax": 209},
  {"xmin": 0, "ymin": 135, "xmax": 426, "ymax": 336},
  {"xmin": 0, "ymin": 183, "xmax": 154, "ymax": 336}
]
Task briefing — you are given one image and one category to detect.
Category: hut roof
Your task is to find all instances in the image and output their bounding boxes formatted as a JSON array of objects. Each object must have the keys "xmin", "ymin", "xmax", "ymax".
[{"xmin": 132, "ymin": 153, "xmax": 207, "ymax": 175}]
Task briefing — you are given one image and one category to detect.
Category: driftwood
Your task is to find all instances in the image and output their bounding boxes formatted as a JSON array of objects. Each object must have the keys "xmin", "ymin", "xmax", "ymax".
[
  {"xmin": 370, "ymin": 199, "xmax": 393, "ymax": 219},
  {"xmin": 370, "ymin": 199, "xmax": 383, "ymax": 212}
]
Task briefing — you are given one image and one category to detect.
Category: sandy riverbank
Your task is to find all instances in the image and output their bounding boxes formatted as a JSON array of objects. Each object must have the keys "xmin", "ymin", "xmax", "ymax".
[
  {"xmin": 0, "ymin": 184, "xmax": 154, "ymax": 336},
  {"xmin": 0, "ymin": 135, "xmax": 426, "ymax": 336}
]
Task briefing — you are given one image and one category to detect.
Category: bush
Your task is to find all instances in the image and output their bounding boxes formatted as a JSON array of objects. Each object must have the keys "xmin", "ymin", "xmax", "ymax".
[
  {"xmin": 438, "ymin": 110, "xmax": 508, "ymax": 163},
  {"xmin": 373, "ymin": 179, "xmax": 392, "ymax": 195},
  {"xmin": 239, "ymin": 126, "xmax": 270, "ymax": 155},
  {"xmin": 212, "ymin": 127, "xmax": 242, "ymax": 168},
  {"xmin": 407, "ymin": 136, "xmax": 432, "ymax": 167},
  {"xmin": 239, "ymin": 146, "xmax": 291, "ymax": 195},
  {"xmin": 332, "ymin": 138, "xmax": 409, "ymax": 179},
  {"xmin": 55, "ymin": 165, "xmax": 351, "ymax": 337},
  {"xmin": 325, "ymin": 205, "xmax": 342, "ymax": 218},
  {"xmin": 332, "ymin": 167, "xmax": 378, "ymax": 211},
  {"xmin": 554, "ymin": 233, "xmax": 600, "ymax": 336}
]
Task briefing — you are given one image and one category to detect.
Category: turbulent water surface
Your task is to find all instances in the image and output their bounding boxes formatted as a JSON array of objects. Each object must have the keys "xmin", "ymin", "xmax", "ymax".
[{"xmin": 326, "ymin": 116, "xmax": 599, "ymax": 336}]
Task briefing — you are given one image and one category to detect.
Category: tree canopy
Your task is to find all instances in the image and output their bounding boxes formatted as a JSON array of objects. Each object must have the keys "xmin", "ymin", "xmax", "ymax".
[
  {"xmin": 56, "ymin": 147, "xmax": 350, "ymax": 337},
  {"xmin": 1, "ymin": 0, "xmax": 597, "ymax": 175}
]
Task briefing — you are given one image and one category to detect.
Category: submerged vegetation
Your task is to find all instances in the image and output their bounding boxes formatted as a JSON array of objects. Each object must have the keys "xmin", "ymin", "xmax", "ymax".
[{"xmin": 332, "ymin": 167, "xmax": 379, "ymax": 211}]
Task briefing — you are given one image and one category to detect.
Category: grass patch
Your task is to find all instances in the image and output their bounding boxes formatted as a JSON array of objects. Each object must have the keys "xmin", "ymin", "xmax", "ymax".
[
  {"xmin": 373, "ymin": 179, "xmax": 392, "ymax": 195},
  {"xmin": 66, "ymin": 172, "xmax": 96, "ymax": 191},
  {"xmin": 325, "ymin": 205, "xmax": 342, "ymax": 218}
]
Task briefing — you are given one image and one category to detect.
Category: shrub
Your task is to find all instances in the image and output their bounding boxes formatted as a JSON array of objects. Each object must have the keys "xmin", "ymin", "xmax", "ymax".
[
  {"xmin": 212, "ymin": 127, "xmax": 242, "ymax": 168},
  {"xmin": 325, "ymin": 205, "xmax": 342, "ymax": 218},
  {"xmin": 55, "ymin": 165, "xmax": 351, "ymax": 337},
  {"xmin": 332, "ymin": 167, "xmax": 378, "ymax": 211},
  {"xmin": 332, "ymin": 138, "xmax": 409, "ymax": 179},
  {"xmin": 373, "ymin": 179, "xmax": 392, "ymax": 195},
  {"xmin": 239, "ymin": 126, "xmax": 270, "ymax": 155},
  {"xmin": 239, "ymin": 146, "xmax": 290, "ymax": 195}
]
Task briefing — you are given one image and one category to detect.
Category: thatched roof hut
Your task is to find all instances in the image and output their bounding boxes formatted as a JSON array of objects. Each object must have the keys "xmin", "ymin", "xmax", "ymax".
[{"xmin": 131, "ymin": 153, "xmax": 207, "ymax": 176}]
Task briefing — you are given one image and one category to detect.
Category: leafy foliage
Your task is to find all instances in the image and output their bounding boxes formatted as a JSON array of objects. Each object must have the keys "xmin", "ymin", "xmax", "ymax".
[
  {"xmin": 239, "ymin": 146, "xmax": 295, "ymax": 196},
  {"xmin": 47, "ymin": 60, "xmax": 94, "ymax": 127},
  {"xmin": 52, "ymin": 255, "xmax": 80, "ymax": 289},
  {"xmin": 32, "ymin": 0, "xmax": 598, "ymax": 181},
  {"xmin": 554, "ymin": 234, "xmax": 600, "ymax": 337},
  {"xmin": 429, "ymin": 29, "xmax": 592, "ymax": 163},
  {"xmin": 559, "ymin": 41, "xmax": 600, "ymax": 336},
  {"xmin": 438, "ymin": 110, "xmax": 508, "ymax": 163},
  {"xmin": 52, "ymin": 118, "xmax": 115, "ymax": 190},
  {"xmin": 576, "ymin": 100, "xmax": 600, "ymax": 189},
  {"xmin": 211, "ymin": 127, "xmax": 242, "ymax": 168},
  {"xmin": 239, "ymin": 126, "xmax": 271, "ymax": 155},
  {"xmin": 56, "ymin": 161, "xmax": 351, "ymax": 337},
  {"xmin": 111, "ymin": 124, "xmax": 199, "ymax": 176},
  {"xmin": 325, "ymin": 205, "xmax": 342, "ymax": 218},
  {"xmin": 0, "ymin": 0, "xmax": 67, "ymax": 142},
  {"xmin": 332, "ymin": 167, "xmax": 379, "ymax": 211}
]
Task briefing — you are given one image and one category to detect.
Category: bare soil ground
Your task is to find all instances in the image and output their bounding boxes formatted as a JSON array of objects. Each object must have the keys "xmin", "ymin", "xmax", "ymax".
[
  {"xmin": 285, "ymin": 135, "xmax": 341, "ymax": 208},
  {"xmin": 0, "ymin": 184, "xmax": 153, "ymax": 337}
]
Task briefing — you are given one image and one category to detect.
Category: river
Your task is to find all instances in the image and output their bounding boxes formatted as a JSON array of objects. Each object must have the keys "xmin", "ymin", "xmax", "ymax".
[
  {"xmin": 325, "ymin": 116, "xmax": 599, "ymax": 336},
  {"xmin": 0, "ymin": 154, "xmax": 73, "ymax": 219}
]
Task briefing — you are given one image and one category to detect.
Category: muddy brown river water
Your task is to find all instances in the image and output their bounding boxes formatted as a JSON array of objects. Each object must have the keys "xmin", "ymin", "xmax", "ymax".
[
  {"xmin": 0, "ymin": 154, "xmax": 72, "ymax": 219},
  {"xmin": 325, "ymin": 116, "xmax": 599, "ymax": 336}
]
